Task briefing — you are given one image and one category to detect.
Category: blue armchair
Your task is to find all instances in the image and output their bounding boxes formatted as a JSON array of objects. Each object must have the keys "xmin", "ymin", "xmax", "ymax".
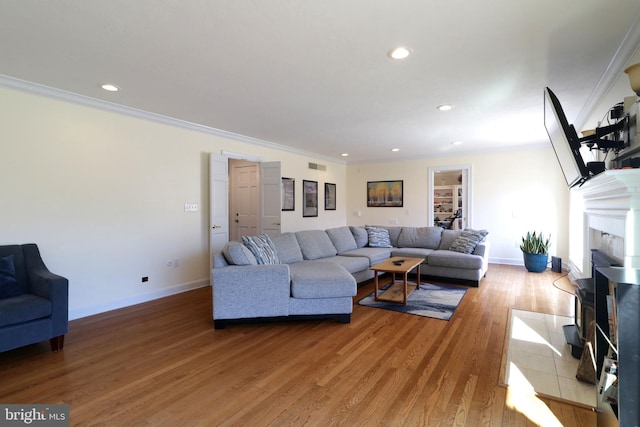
[{"xmin": 0, "ymin": 244, "xmax": 69, "ymax": 352}]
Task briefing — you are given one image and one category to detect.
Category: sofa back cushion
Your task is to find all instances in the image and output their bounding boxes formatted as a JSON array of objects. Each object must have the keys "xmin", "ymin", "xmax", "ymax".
[
  {"xmin": 350, "ymin": 226, "xmax": 369, "ymax": 248},
  {"xmin": 326, "ymin": 227, "xmax": 358, "ymax": 253},
  {"xmin": 438, "ymin": 229, "xmax": 461, "ymax": 250},
  {"xmin": 241, "ymin": 234, "xmax": 280, "ymax": 264},
  {"xmin": 0, "ymin": 246, "xmax": 27, "ymax": 298},
  {"xmin": 397, "ymin": 227, "xmax": 443, "ymax": 249},
  {"xmin": 295, "ymin": 230, "xmax": 337, "ymax": 260},
  {"xmin": 270, "ymin": 232, "xmax": 304, "ymax": 264},
  {"xmin": 222, "ymin": 241, "xmax": 257, "ymax": 266}
]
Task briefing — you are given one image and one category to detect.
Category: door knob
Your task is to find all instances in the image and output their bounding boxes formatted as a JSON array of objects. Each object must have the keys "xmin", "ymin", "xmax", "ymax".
[{"xmin": 212, "ymin": 225, "xmax": 222, "ymax": 229}]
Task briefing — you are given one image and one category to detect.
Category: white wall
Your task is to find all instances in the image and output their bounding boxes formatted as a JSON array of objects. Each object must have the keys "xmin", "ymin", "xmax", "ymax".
[
  {"xmin": 346, "ymin": 148, "xmax": 570, "ymax": 265},
  {"xmin": 0, "ymin": 86, "xmax": 347, "ymax": 319}
]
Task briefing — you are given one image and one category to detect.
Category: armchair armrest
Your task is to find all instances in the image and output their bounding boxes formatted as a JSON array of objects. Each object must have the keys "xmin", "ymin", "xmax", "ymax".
[
  {"xmin": 212, "ymin": 264, "xmax": 291, "ymax": 320},
  {"xmin": 23, "ymin": 244, "xmax": 69, "ymax": 336}
]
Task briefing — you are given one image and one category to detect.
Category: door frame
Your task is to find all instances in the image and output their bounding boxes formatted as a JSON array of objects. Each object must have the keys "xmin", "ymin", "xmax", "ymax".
[{"xmin": 428, "ymin": 164, "xmax": 472, "ymax": 228}]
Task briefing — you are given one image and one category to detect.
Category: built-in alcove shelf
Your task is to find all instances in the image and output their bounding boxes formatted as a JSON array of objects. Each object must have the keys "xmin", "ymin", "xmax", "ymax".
[{"xmin": 577, "ymin": 169, "xmax": 640, "ymax": 273}]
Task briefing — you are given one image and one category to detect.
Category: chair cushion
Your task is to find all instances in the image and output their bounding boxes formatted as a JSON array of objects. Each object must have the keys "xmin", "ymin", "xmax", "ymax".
[
  {"xmin": 0, "ymin": 255, "xmax": 22, "ymax": 299},
  {"xmin": 326, "ymin": 226, "xmax": 358, "ymax": 253},
  {"xmin": 295, "ymin": 230, "xmax": 337, "ymax": 260},
  {"xmin": 450, "ymin": 228, "xmax": 489, "ymax": 254},
  {"xmin": 241, "ymin": 234, "xmax": 280, "ymax": 264},
  {"xmin": 0, "ymin": 294, "xmax": 52, "ymax": 327}
]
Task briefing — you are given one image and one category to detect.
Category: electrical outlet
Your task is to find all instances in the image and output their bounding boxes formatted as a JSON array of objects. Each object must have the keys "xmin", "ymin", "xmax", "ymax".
[
  {"xmin": 173, "ymin": 259, "xmax": 179, "ymax": 268},
  {"xmin": 166, "ymin": 260, "xmax": 173, "ymax": 267}
]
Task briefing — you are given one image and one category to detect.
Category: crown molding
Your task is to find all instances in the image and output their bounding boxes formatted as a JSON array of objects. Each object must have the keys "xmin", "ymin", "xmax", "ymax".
[
  {"xmin": 574, "ymin": 8, "xmax": 640, "ymax": 129},
  {"xmin": 0, "ymin": 74, "xmax": 346, "ymax": 165}
]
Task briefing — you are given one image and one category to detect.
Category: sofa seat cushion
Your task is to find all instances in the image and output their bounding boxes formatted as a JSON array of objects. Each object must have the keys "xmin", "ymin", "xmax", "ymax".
[
  {"xmin": 295, "ymin": 230, "xmax": 338, "ymax": 260},
  {"xmin": 340, "ymin": 247, "xmax": 392, "ymax": 266},
  {"xmin": 317, "ymin": 255, "xmax": 370, "ymax": 275},
  {"xmin": 397, "ymin": 227, "xmax": 443, "ymax": 249},
  {"xmin": 0, "ymin": 294, "xmax": 52, "ymax": 327},
  {"xmin": 391, "ymin": 248, "xmax": 433, "ymax": 259},
  {"xmin": 289, "ymin": 261, "xmax": 356, "ymax": 299},
  {"xmin": 427, "ymin": 250, "xmax": 483, "ymax": 269}
]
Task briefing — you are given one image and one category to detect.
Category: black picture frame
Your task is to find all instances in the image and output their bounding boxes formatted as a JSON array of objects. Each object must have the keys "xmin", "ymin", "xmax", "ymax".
[
  {"xmin": 324, "ymin": 183, "xmax": 336, "ymax": 210},
  {"xmin": 281, "ymin": 177, "xmax": 295, "ymax": 211},
  {"xmin": 303, "ymin": 180, "xmax": 318, "ymax": 217},
  {"xmin": 366, "ymin": 180, "xmax": 403, "ymax": 207}
]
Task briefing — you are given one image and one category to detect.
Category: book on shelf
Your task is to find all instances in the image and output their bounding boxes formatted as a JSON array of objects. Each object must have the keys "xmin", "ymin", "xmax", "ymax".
[{"xmin": 598, "ymin": 356, "xmax": 618, "ymax": 405}]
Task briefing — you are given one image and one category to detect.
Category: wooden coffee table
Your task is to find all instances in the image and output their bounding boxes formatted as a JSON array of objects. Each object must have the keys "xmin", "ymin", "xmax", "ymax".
[{"xmin": 370, "ymin": 257, "xmax": 424, "ymax": 305}]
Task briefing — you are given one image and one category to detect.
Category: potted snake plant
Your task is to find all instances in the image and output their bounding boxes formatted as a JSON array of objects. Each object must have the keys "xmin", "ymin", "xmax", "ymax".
[{"xmin": 520, "ymin": 231, "xmax": 550, "ymax": 272}]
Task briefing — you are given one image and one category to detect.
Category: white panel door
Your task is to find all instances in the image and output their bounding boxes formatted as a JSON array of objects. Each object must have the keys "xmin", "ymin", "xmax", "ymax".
[
  {"xmin": 230, "ymin": 161, "xmax": 258, "ymax": 241},
  {"xmin": 260, "ymin": 161, "xmax": 281, "ymax": 236},
  {"xmin": 209, "ymin": 153, "xmax": 229, "ymax": 272}
]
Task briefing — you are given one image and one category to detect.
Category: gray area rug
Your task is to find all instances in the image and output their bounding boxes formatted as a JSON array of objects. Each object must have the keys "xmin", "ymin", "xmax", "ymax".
[{"xmin": 358, "ymin": 283, "xmax": 467, "ymax": 320}]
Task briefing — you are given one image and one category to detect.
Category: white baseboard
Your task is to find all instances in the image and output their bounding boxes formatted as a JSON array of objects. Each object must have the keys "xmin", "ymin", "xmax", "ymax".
[
  {"xmin": 489, "ymin": 257, "xmax": 523, "ymax": 266},
  {"xmin": 69, "ymin": 278, "xmax": 210, "ymax": 321}
]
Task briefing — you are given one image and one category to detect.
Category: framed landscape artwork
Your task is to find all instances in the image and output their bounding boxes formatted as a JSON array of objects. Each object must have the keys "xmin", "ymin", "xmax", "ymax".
[
  {"xmin": 325, "ymin": 183, "xmax": 336, "ymax": 210},
  {"xmin": 281, "ymin": 177, "xmax": 295, "ymax": 211},
  {"xmin": 303, "ymin": 180, "xmax": 318, "ymax": 217},
  {"xmin": 367, "ymin": 180, "xmax": 403, "ymax": 207}
]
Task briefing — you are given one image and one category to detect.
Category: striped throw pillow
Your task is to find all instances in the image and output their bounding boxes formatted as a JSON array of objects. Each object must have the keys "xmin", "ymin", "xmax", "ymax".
[
  {"xmin": 449, "ymin": 228, "xmax": 488, "ymax": 254},
  {"xmin": 365, "ymin": 226, "xmax": 393, "ymax": 248},
  {"xmin": 242, "ymin": 234, "xmax": 280, "ymax": 265}
]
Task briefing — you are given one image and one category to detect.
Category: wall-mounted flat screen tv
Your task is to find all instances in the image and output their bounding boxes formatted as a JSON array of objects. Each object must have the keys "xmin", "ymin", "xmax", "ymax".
[{"xmin": 544, "ymin": 87, "xmax": 590, "ymax": 188}]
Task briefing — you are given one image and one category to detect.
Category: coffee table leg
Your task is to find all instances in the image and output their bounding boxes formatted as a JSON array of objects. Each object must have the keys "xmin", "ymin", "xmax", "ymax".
[
  {"xmin": 374, "ymin": 270, "xmax": 379, "ymax": 301},
  {"xmin": 416, "ymin": 264, "xmax": 421, "ymax": 289},
  {"xmin": 403, "ymin": 272, "xmax": 408, "ymax": 305}
]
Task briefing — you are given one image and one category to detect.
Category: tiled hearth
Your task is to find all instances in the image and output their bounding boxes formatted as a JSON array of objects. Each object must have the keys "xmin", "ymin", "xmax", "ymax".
[{"xmin": 503, "ymin": 309, "xmax": 596, "ymax": 407}]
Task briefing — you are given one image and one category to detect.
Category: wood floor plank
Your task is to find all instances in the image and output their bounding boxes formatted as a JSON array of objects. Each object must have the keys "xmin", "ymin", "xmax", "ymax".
[{"xmin": 0, "ymin": 264, "xmax": 597, "ymax": 425}]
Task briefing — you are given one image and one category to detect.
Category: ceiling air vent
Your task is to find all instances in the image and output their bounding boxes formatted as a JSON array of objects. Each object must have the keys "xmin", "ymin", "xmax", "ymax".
[{"xmin": 308, "ymin": 162, "xmax": 327, "ymax": 171}]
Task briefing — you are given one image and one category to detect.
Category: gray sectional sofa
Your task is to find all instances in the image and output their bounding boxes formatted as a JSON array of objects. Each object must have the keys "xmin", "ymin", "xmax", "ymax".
[{"xmin": 211, "ymin": 225, "xmax": 489, "ymax": 328}]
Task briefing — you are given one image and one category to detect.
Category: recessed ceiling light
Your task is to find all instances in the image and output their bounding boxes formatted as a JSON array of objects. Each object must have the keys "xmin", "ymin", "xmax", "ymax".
[
  {"xmin": 388, "ymin": 47, "xmax": 412, "ymax": 60},
  {"xmin": 391, "ymin": 148, "xmax": 400, "ymax": 152},
  {"xmin": 341, "ymin": 153, "xmax": 349, "ymax": 157},
  {"xmin": 101, "ymin": 84, "xmax": 119, "ymax": 92},
  {"xmin": 437, "ymin": 104, "xmax": 454, "ymax": 111},
  {"xmin": 452, "ymin": 141, "xmax": 463, "ymax": 145}
]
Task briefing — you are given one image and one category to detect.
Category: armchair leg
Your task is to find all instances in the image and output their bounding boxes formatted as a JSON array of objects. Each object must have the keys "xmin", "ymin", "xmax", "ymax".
[{"xmin": 50, "ymin": 335, "xmax": 65, "ymax": 352}]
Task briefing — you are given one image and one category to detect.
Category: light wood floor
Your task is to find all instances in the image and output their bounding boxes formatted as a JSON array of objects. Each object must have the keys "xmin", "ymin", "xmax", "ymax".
[{"xmin": 0, "ymin": 264, "xmax": 596, "ymax": 426}]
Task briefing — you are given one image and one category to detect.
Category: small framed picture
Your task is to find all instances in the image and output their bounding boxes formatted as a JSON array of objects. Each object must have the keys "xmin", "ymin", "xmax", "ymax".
[
  {"xmin": 324, "ymin": 183, "xmax": 336, "ymax": 210},
  {"xmin": 303, "ymin": 180, "xmax": 318, "ymax": 217},
  {"xmin": 281, "ymin": 177, "xmax": 295, "ymax": 211}
]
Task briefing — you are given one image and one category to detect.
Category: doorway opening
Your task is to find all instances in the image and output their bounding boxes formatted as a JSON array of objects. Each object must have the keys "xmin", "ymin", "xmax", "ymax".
[{"xmin": 428, "ymin": 165, "xmax": 472, "ymax": 230}]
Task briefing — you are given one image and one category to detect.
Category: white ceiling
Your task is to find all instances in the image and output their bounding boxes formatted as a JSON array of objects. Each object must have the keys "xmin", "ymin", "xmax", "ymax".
[{"xmin": 2, "ymin": 1, "xmax": 640, "ymax": 163}]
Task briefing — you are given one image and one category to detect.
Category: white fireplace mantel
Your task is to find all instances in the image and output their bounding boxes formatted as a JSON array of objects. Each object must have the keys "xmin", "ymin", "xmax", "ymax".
[{"xmin": 577, "ymin": 169, "xmax": 640, "ymax": 272}]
